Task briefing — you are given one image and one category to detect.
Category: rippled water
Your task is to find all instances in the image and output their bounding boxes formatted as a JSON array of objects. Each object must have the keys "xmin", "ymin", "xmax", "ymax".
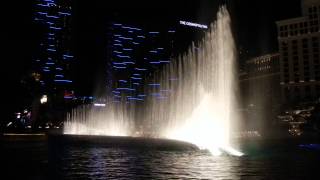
[
  {"xmin": 51, "ymin": 148, "xmax": 242, "ymax": 179},
  {"xmin": 49, "ymin": 147, "xmax": 319, "ymax": 180},
  {"xmin": 2, "ymin": 139, "xmax": 320, "ymax": 179}
]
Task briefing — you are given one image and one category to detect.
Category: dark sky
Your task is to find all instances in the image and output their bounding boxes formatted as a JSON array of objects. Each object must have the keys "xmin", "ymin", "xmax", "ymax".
[
  {"xmin": 3, "ymin": 0, "xmax": 301, "ymax": 117},
  {"xmin": 2, "ymin": 1, "xmax": 34, "ymax": 120}
]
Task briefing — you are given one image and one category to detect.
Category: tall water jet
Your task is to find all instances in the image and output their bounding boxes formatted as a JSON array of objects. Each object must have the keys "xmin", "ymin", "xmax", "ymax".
[
  {"xmin": 145, "ymin": 6, "xmax": 243, "ymax": 156},
  {"xmin": 64, "ymin": 101, "xmax": 134, "ymax": 136}
]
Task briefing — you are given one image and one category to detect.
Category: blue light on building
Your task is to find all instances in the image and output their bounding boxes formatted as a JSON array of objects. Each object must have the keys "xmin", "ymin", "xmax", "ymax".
[
  {"xmin": 107, "ymin": 21, "xmax": 176, "ymax": 105},
  {"xmin": 54, "ymin": 80, "xmax": 73, "ymax": 83},
  {"xmin": 33, "ymin": 0, "xmax": 74, "ymax": 99}
]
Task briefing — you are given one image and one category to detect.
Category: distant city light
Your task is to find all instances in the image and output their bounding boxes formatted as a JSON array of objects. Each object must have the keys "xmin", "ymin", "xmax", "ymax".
[
  {"xmin": 40, "ymin": 95, "xmax": 48, "ymax": 104},
  {"xmin": 49, "ymin": 26, "xmax": 62, "ymax": 30},
  {"xmin": 127, "ymin": 97, "xmax": 144, "ymax": 101},
  {"xmin": 160, "ymin": 60, "xmax": 170, "ymax": 63},
  {"xmin": 148, "ymin": 83, "xmax": 160, "ymax": 86},
  {"xmin": 123, "ymin": 61, "xmax": 135, "ymax": 64},
  {"xmin": 54, "ymin": 80, "xmax": 73, "ymax": 83},
  {"xmin": 135, "ymin": 68, "xmax": 147, "ymax": 71},
  {"xmin": 149, "ymin": 61, "xmax": 161, "ymax": 64},
  {"xmin": 131, "ymin": 77, "xmax": 142, "ymax": 80},
  {"xmin": 7, "ymin": 122, "xmax": 12, "ymax": 127},
  {"xmin": 47, "ymin": 48, "xmax": 56, "ymax": 52},
  {"xmin": 113, "ymin": 66, "xmax": 126, "ymax": 69},
  {"xmin": 94, "ymin": 103, "xmax": 106, "ymax": 107},
  {"xmin": 16, "ymin": 113, "xmax": 21, "ymax": 119},
  {"xmin": 63, "ymin": 54, "xmax": 74, "ymax": 58},
  {"xmin": 58, "ymin": 12, "xmax": 71, "ymax": 16}
]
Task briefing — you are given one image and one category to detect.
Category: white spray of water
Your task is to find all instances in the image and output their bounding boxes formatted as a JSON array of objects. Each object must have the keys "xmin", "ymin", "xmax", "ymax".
[{"xmin": 145, "ymin": 7, "xmax": 243, "ymax": 156}]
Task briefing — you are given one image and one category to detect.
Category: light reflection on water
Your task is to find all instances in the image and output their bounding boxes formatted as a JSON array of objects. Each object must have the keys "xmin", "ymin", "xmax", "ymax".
[
  {"xmin": 2, "ymin": 140, "xmax": 320, "ymax": 179},
  {"xmin": 45, "ymin": 141, "xmax": 320, "ymax": 180},
  {"xmin": 53, "ymin": 148, "xmax": 241, "ymax": 179}
]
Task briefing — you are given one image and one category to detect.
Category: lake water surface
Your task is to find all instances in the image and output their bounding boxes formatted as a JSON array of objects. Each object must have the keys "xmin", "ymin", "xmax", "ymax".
[{"xmin": 1, "ymin": 137, "xmax": 319, "ymax": 179}]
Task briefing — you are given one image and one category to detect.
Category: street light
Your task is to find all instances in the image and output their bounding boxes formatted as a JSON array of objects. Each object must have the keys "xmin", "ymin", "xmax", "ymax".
[{"xmin": 40, "ymin": 95, "xmax": 48, "ymax": 104}]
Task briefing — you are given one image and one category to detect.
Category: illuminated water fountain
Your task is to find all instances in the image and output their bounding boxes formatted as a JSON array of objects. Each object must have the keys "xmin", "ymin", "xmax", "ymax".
[
  {"xmin": 64, "ymin": 102, "xmax": 133, "ymax": 136},
  {"xmin": 145, "ymin": 6, "xmax": 243, "ymax": 156},
  {"xmin": 63, "ymin": 6, "xmax": 243, "ymax": 156}
]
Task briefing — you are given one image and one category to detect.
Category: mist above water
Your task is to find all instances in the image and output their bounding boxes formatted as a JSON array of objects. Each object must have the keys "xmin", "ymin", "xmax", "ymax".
[{"xmin": 64, "ymin": 103, "xmax": 134, "ymax": 136}]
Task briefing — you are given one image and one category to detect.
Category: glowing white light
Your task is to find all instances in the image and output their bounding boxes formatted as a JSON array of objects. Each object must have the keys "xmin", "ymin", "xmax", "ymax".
[
  {"xmin": 179, "ymin": 20, "xmax": 208, "ymax": 29},
  {"xmin": 40, "ymin": 95, "xmax": 47, "ymax": 104},
  {"xmin": 64, "ymin": 103, "xmax": 132, "ymax": 137},
  {"xmin": 93, "ymin": 103, "xmax": 106, "ymax": 107},
  {"xmin": 166, "ymin": 94, "xmax": 243, "ymax": 156},
  {"xmin": 7, "ymin": 122, "xmax": 12, "ymax": 127}
]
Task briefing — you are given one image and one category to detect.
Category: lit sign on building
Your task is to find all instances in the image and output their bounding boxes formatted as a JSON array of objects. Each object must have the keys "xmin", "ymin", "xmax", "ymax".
[{"xmin": 179, "ymin": 20, "xmax": 208, "ymax": 29}]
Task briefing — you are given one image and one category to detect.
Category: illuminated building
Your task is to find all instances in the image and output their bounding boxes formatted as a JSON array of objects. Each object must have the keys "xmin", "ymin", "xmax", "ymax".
[
  {"xmin": 240, "ymin": 53, "xmax": 281, "ymax": 109},
  {"xmin": 276, "ymin": 0, "xmax": 320, "ymax": 104},
  {"xmin": 106, "ymin": 20, "xmax": 207, "ymax": 104},
  {"xmin": 32, "ymin": 0, "xmax": 74, "ymax": 99},
  {"xmin": 106, "ymin": 23, "xmax": 172, "ymax": 103}
]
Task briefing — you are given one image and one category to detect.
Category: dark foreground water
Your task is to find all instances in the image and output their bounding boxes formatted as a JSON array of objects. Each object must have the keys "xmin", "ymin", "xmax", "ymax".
[{"xmin": 1, "ymin": 137, "xmax": 320, "ymax": 180}]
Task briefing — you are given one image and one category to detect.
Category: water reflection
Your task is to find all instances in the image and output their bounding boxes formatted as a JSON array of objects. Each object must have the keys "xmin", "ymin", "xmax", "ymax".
[
  {"xmin": 4, "ymin": 140, "xmax": 319, "ymax": 179},
  {"xmin": 51, "ymin": 147, "xmax": 242, "ymax": 179}
]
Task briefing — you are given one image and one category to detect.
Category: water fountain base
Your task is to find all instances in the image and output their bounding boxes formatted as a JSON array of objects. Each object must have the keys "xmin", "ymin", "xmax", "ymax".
[{"xmin": 48, "ymin": 134, "xmax": 199, "ymax": 151}]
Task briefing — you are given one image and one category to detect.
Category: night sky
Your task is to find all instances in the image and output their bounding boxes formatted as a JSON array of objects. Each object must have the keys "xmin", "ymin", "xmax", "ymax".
[{"xmin": 3, "ymin": 0, "xmax": 301, "ymax": 118}]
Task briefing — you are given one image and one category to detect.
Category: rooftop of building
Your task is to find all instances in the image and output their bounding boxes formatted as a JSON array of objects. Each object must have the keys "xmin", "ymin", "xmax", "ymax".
[
  {"xmin": 276, "ymin": 0, "xmax": 320, "ymax": 26},
  {"xmin": 276, "ymin": 17, "xmax": 308, "ymax": 26},
  {"xmin": 246, "ymin": 53, "xmax": 280, "ymax": 64}
]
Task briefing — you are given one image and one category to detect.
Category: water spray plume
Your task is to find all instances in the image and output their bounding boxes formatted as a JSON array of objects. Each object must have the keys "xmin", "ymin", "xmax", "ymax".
[
  {"xmin": 64, "ymin": 6, "xmax": 243, "ymax": 156},
  {"xmin": 146, "ymin": 6, "xmax": 243, "ymax": 156}
]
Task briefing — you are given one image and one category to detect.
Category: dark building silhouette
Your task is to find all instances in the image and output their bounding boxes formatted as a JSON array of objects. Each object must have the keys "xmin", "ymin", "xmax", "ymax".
[
  {"xmin": 32, "ymin": 0, "xmax": 75, "ymax": 100},
  {"xmin": 276, "ymin": 0, "xmax": 320, "ymax": 105},
  {"xmin": 30, "ymin": 0, "xmax": 75, "ymax": 126},
  {"xmin": 239, "ymin": 53, "xmax": 281, "ymax": 131},
  {"xmin": 240, "ymin": 53, "xmax": 281, "ymax": 109}
]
